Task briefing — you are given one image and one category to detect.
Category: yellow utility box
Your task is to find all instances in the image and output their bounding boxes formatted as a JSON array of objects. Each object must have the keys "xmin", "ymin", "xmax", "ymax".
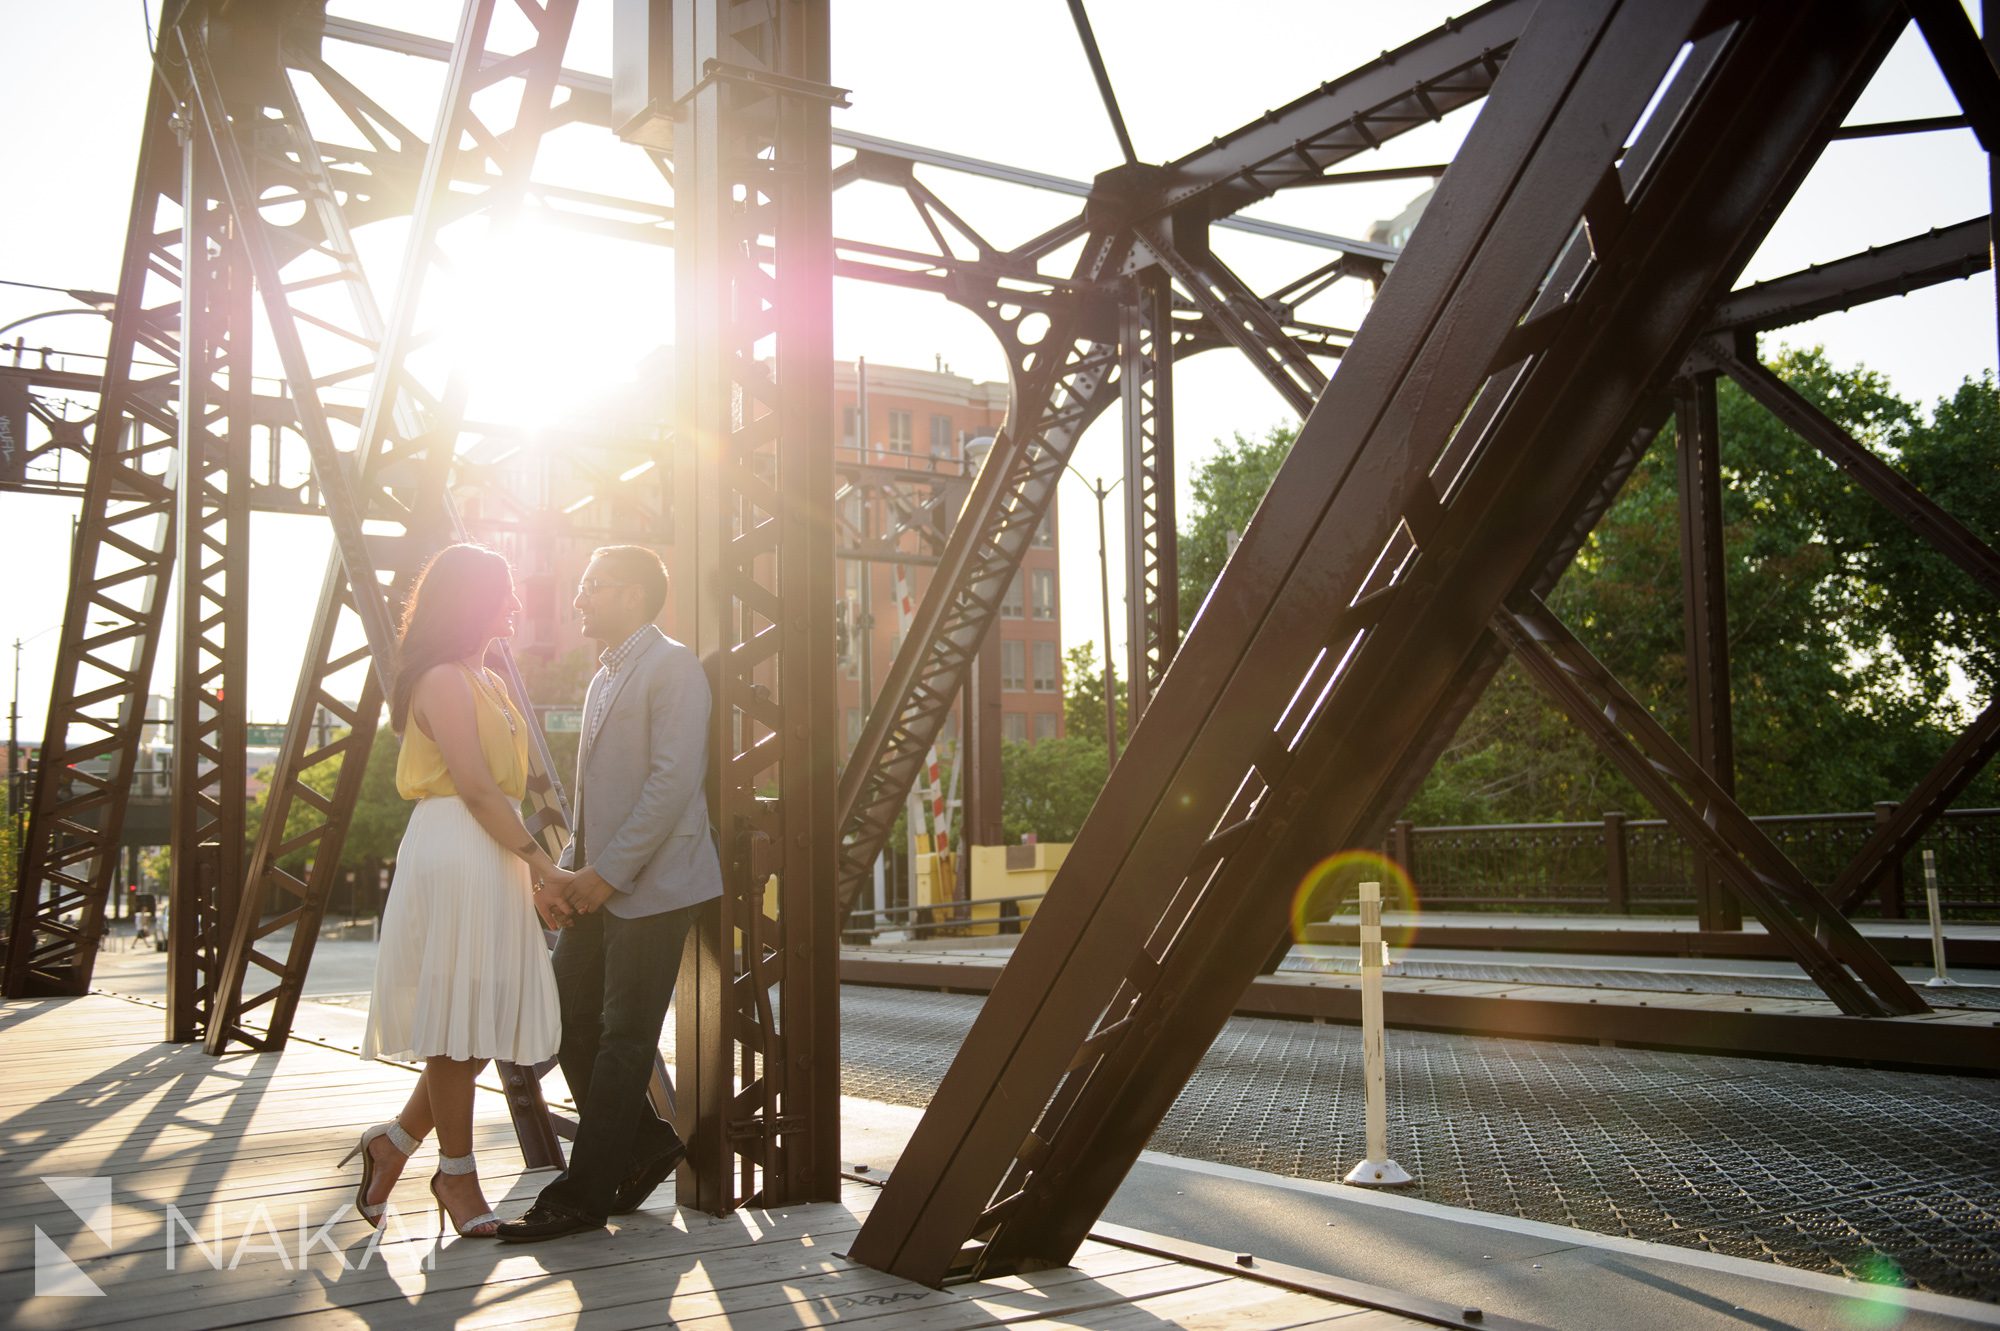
[
  {"xmin": 910, "ymin": 834, "xmax": 959, "ymax": 907},
  {"xmin": 963, "ymin": 841, "xmax": 1069, "ymax": 936}
]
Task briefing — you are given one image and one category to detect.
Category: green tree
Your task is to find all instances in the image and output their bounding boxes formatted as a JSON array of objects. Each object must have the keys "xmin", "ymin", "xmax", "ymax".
[
  {"xmin": 1408, "ymin": 348, "xmax": 2000, "ymax": 821},
  {"xmin": 1000, "ymin": 736, "xmax": 1107, "ymax": 843},
  {"xmin": 0, "ymin": 809, "xmax": 20, "ymax": 921},
  {"xmin": 1177, "ymin": 423, "xmax": 1297, "ymax": 618},
  {"xmin": 1062, "ymin": 641, "xmax": 1128, "ymax": 748},
  {"xmin": 1177, "ymin": 351, "xmax": 2000, "ymax": 826},
  {"xmin": 245, "ymin": 731, "xmax": 409, "ymax": 874}
]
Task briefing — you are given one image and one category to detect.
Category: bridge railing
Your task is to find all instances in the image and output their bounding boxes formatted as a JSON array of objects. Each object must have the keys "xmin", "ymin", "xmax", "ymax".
[{"xmin": 1386, "ymin": 806, "xmax": 2000, "ymax": 919}]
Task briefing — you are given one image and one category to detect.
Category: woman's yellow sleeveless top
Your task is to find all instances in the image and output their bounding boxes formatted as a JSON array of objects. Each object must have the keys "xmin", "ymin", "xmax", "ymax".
[{"xmin": 395, "ymin": 664, "xmax": 530, "ymax": 801}]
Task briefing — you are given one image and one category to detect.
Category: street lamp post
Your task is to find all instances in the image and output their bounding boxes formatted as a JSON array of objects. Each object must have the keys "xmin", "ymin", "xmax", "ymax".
[
  {"xmin": 1065, "ymin": 466, "xmax": 1123, "ymax": 769},
  {"xmin": 9, "ymin": 619, "xmax": 112, "ymax": 821},
  {"xmin": 8, "ymin": 628, "xmax": 61, "ymax": 820}
]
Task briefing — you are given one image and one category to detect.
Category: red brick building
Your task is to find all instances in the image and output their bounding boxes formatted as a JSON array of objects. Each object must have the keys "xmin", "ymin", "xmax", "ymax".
[{"xmin": 832, "ymin": 359, "xmax": 1064, "ymax": 753}]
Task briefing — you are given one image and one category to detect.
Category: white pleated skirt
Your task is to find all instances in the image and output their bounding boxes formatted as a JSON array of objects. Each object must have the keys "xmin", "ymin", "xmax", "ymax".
[{"xmin": 360, "ymin": 796, "xmax": 561, "ymax": 1065}]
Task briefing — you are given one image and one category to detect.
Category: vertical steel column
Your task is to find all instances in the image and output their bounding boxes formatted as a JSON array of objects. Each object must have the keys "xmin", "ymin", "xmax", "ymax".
[
  {"xmin": 670, "ymin": 0, "xmax": 840, "ymax": 1212},
  {"xmin": 1989, "ymin": 1, "xmax": 2000, "ymax": 370},
  {"xmin": 1120, "ymin": 269, "xmax": 1177, "ymax": 721},
  {"xmin": 166, "ymin": 118, "xmax": 252, "ymax": 1041},
  {"xmin": 1673, "ymin": 370, "xmax": 1741, "ymax": 931},
  {"xmin": 4, "ymin": 76, "xmax": 186, "ymax": 998},
  {"xmin": 962, "ymin": 632, "xmax": 1005, "ymax": 856}
]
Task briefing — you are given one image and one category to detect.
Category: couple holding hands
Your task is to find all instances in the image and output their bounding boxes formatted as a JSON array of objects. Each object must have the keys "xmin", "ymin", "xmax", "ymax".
[{"xmin": 342, "ymin": 541, "xmax": 720, "ymax": 1242}]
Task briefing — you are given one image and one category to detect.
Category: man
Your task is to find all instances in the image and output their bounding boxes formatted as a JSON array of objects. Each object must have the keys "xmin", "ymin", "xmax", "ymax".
[{"xmin": 499, "ymin": 544, "xmax": 723, "ymax": 1241}]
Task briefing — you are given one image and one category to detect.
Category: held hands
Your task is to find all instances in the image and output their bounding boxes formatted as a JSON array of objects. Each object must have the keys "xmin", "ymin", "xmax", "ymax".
[
  {"xmin": 530, "ymin": 864, "xmax": 616, "ymax": 927},
  {"xmin": 563, "ymin": 866, "xmax": 618, "ymax": 914},
  {"xmin": 533, "ymin": 865, "xmax": 579, "ymax": 930}
]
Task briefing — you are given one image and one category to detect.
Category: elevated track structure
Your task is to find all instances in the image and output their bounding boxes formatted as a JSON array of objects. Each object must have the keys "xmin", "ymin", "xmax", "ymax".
[{"xmin": 3, "ymin": 0, "xmax": 1996, "ymax": 1286}]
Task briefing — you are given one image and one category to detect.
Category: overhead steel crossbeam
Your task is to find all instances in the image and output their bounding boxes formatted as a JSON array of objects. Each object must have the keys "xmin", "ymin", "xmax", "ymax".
[
  {"xmin": 1, "ymin": 360, "xmax": 676, "ymax": 533},
  {"xmin": 4, "ymin": 73, "xmax": 186, "ymax": 999},
  {"xmin": 832, "ymin": 14, "xmax": 1538, "ymax": 912},
  {"xmin": 1119, "ymin": 0, "xmax": 1529, "ymax": 234},
  {"xmin": 850, "ymin": 0, "xmax": 1914, "ymax": 1286},
  {"xmin": 665, "ymin": 0, "xmax": 841, "ymax": 1211},
  {"xmin": 834, "ymin": 462, "xmax": 968, "ymax": 567},
  {"xmin": 1706, "ymin": 217, "xmax": 1991, "ymax": 334},
  {"xmin": 317, "ymin": 15, "xmax": 1387, "ymax": 262}
]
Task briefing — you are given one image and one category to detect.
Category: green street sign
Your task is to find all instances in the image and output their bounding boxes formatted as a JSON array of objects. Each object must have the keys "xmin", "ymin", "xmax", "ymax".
[
  {"xmin": 543, "ymin": 708, "xmax": 583, "ymax": 734},
  {"xmin": 246, "ymin": 724, "xmax": 287, "ymax": 747}
]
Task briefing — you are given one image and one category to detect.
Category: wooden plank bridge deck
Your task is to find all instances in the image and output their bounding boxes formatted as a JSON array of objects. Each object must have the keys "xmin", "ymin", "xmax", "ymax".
[{"xmin": 0, "ymin": 992, "xmax": 1451, "ymax": 1331}]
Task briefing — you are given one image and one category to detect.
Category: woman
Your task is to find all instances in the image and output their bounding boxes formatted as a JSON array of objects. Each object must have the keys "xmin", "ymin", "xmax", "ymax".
[{"xmin": 343, "ymin": 543, "xmax": 566, "ymax": 1238}]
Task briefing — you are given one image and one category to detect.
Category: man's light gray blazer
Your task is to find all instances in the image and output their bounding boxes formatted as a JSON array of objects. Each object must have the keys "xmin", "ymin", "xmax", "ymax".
[{"xmin": 559, "ymin": 630, "xmax": 723, "ymax": 918}]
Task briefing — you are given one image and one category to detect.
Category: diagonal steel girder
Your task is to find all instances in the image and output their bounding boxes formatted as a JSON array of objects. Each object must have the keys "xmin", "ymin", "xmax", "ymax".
[
  {"xmin": 178, "ymin": 2, "xmax": 579, "ymax": 1177},
  {"xmin": 834, "ymin": 10, "xmax": 1535, "ymax": 910},
  {"xmin": 4, "ymin": 69, "xmax": 187, "ymax": 999},
  {"xmin": 850, "ymin": 0, "xmax": 1913, "ymax": 1286},
  {"xmin": 832, "ymin": 289, "xmax": 1124, "ymax": 915}
]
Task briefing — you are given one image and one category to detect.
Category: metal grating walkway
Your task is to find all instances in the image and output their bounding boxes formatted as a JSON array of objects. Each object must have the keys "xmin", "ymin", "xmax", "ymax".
[
  {"xmin": 1278, "ymin": 954, "xmax": 2000, "ymax": 1008},
  {"xmin": 839, "ymin": 986, "xmax": 2000, "ymax": 1302}
]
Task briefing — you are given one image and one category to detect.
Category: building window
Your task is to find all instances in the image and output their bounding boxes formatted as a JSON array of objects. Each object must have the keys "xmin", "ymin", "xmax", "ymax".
[
  {"xmin": 1032, "ymin": 640, "xmax": 1059, "ymax": 692},
  {"xmin": 1030, "ymin": 569, "xmax": 1056, "ymax": 620},
  {"xmin": 1001, "ymin": 639, "xmax": 1026, "ymax": 690},
  {"xmin": 846, "ymin": 707, "xmax": 863, "ymax": 744},
  {"xmin": 1003, "ymin": 712, "xmax": 1028, "ymax": 742},
  {"xmin": 930, "ymin": 413, "xmax": 954, "ymax": 455},
  {"xmin": 1033, "ymin": 712, "xmax": 1058, "ymax": 741},
  {"xmin": 889, "ymin": 409, "xmax": 913, "ymax": 452},
  {"xmin": 1000, "ymin": 571, "xmax": 1024, "ymax": 619},
  {"xmin": 842, "ymin": 406, "xmax": 859, "ymax": 446},
  {"xmin": 1032, "ymin": 510, "xmax": 1054, "ymax": 548}
]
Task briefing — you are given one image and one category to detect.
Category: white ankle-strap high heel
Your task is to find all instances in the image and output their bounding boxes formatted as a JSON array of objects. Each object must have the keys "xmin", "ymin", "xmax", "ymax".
[
  {"xmin": 431, "ymin": 1152, "xmax": 501, "ymax": 1238},
  {"xmin": 337, "ymin": 1121, "xmax": 421, "ymax": 1227}
]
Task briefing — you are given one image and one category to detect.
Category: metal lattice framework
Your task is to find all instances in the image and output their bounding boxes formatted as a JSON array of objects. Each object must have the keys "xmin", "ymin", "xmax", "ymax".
[
  {"xmin": 663, "ymin": 0, "xmax": 841, "ymax": 1210},
  {"xmin": 5, "ymin": 72, "xmax": 186, "ymax": 998},
  {"xmin": 12, "ymin": 0, "xmax": 2000, "ymax": 1247},
  {"xmin": 849, "ymin": 0, "xmax": 2000, "ymax": 1285},
  {"xmin": 167, "ymin": 107, "xmax": 254, "ymax": 1041}
]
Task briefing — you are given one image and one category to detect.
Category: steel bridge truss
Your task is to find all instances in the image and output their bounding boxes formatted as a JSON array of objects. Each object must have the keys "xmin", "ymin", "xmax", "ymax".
[
  {"xmin": 850, "ymin": 0, "xmax": 2000, "ymax": 1286},
  {"xmin": 15, "ymin": 0, "xmax": 2000, "ymax": 1241}
]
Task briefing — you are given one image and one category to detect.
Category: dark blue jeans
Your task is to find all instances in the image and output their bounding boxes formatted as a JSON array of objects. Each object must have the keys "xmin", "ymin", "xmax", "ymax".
[{"xmin": 538, "ymin": 901, "xmax": 696, "ymax": 1219}]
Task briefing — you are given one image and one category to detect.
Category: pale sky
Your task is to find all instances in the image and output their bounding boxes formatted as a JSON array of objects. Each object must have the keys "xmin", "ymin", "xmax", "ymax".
[{"xmin": 2, "ymin": 1, "xmax": 1993, "ymax": 740}]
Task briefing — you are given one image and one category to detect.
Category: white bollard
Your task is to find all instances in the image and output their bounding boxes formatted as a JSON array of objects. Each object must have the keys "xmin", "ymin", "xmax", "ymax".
[
  {"xmin": 1923, "ymin": 849, "xmax": 1955, "ymax": 988},
  {"xmin": 1345, "ymin": 880, "xmax": 1412, "ymax": 1187}
]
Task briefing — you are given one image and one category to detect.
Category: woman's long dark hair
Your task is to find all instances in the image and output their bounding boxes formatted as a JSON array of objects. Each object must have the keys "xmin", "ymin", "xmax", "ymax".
[{"xmin": 390, "ymin": 543, "xmax": 513, "ymax": 734}]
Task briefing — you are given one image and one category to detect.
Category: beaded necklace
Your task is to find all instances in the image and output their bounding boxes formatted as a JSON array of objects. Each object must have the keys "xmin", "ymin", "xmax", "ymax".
[{"xmin": 466, "ymin": 666, "xmax": 519, "ymax": 735}]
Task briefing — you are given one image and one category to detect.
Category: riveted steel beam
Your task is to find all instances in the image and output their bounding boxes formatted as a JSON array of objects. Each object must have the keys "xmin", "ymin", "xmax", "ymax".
[
  {"xmin": 849, "ymin": 0, "xmax": 1910, "ymax": 1286},
  {"xmin": 667, "ymin": 0, "xmax": 841, "ymax": 1212}
]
